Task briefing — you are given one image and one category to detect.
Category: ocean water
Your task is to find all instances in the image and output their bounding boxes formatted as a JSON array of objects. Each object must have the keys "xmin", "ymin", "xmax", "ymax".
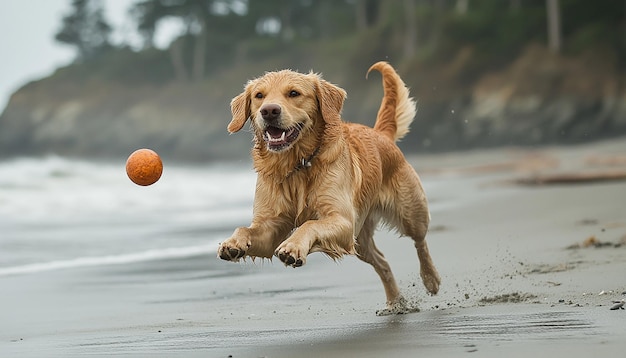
[
  {"xmin": 0, "ymin": 156, "xmax": 256, "ymax": 276},
  {"xmin": 0, "ymin": 155, "xmax": 472, "ymax": 278}
]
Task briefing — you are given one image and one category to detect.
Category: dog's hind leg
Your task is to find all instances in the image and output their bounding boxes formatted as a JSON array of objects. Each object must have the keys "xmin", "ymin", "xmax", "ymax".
[
  {"xmin": 355, "ymin": 215, "xmax": 403, "ymax": 307},
  {"xmin": 393, "ymin": 166, "xmax": 441, "ymax": 295}
]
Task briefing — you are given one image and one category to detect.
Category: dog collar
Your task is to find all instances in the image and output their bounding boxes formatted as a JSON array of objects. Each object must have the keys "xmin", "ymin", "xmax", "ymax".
[{"xmin": 287, "ymin": 146, "xmax": 320, "ymax": 178}]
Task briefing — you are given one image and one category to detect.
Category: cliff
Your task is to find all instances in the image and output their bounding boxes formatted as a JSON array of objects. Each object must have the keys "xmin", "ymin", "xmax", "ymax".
[
  {"xmin": 0, "ymin": 73, "xmax": 251, "ymax": 161},
  {"xmin": 1, "ymin": 45, "xmax": 625, "ymax": 161},
  {"xmin": 402, "ymin": 44, "xmax": 626, "ymax": 152}
]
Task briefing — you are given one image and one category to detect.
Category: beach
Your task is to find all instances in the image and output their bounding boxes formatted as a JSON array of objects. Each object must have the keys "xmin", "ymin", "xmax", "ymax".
[{"xmin": 1, "ymin": 139, "xmax": 626, "ymax": 357}]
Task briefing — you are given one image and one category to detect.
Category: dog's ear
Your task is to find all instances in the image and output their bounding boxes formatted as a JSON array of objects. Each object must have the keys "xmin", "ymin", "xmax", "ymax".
[
  {"xmin": 316, "ymin": 78, "xmax": 347, "ymax": 125},
  {"xmin": 228, "ymin": 83, "xmax": 252, "ymax": 133}
]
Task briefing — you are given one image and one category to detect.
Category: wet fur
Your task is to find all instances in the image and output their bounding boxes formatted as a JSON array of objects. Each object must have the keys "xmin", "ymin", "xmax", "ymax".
[{"xmin": 218, "ymin": 62, "xmax": 440, "ymax": 311}]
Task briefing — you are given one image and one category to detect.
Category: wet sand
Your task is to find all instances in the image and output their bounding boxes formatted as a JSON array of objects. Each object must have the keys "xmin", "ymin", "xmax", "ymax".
[{"xmin": 2, "ymin": 139, "xmax": 626, "ymax": 357}]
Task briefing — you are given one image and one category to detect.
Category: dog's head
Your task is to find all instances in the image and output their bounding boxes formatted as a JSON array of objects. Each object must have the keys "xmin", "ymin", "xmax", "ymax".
[{"xmin": 228, "ymin": 70, "xmax": 347, "ymax": 153}]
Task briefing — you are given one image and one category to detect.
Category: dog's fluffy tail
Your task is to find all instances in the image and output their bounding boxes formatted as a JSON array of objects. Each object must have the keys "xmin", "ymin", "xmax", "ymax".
[{"xmin": 367, "ymin": 62, "xmax": 416, "ymax": 142}]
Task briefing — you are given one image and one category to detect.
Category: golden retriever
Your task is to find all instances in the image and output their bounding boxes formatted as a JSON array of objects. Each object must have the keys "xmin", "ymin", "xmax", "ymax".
[{"xmin": 218, "ymin": 61, "xmax": 440, "ymax": 313}]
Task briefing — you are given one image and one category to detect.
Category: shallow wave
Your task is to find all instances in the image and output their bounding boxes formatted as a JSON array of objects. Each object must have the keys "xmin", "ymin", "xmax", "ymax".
[
  {"xmin": 0, "ymin": 241, "xmax": 220, "ymax": 277},
  {"xmin": 0, "ymin": 155, "xmax": 255, "ymax": 274},
  {"xmin": 0, "ymin": 155, "xmax": 256, "ymax": 221}
]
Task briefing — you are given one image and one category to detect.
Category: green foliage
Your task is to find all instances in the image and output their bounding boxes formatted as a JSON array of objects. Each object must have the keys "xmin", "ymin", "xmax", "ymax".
[
  {"xmin": 441, "ymin": 1, "xmax": 544, "ymax": 65},
  {"xmin": 54, "ymin": 0, "xmax": 626, "ymax": 83},
  {"xmin": 561, "ymin": 0, "xmax": 625, "ymax": 56}
]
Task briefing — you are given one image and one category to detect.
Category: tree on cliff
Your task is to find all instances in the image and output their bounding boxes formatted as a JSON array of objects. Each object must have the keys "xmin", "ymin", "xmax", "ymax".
[
  {"xmin": 132, "ymin": 0, "xmax": 218, "ymax": 82},
  {"xmin": 130, "ymin": 0, "xmax": 361, "ymax": 81},
  {"xmin": 51, "ymin": 0, "xmax": 626, "ymax": 84},
  {"xmin": 55, "ymin": 0, "xmax": 113, "ymax": 62}
]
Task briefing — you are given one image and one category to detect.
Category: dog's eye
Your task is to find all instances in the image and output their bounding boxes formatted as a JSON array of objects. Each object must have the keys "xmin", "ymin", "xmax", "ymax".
[
  {"xmin": 288, "ymin": 90, "xmax": 300, "ymax": 98},
  {"xmin": 255, "ymin": 92, "xmax": 264, "ymax": 99}
]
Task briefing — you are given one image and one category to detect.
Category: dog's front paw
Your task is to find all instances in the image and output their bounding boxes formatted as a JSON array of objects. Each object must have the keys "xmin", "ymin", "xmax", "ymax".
[
  {"xmin": 218, "ymin": 230, "xmax": 251, "ymax": 262},
  {"xmin": 274, "ymin": 241, "xmax": 307, "ymax": 268},
  {"xmin": 218, "ymin": 244, "xmax": 246, "ymax": 261}
]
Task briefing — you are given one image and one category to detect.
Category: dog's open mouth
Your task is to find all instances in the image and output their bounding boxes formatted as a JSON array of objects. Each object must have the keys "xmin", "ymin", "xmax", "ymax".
[{"xmin": 262, "ymin": 125, "xmax": 301, "ymax": 151}]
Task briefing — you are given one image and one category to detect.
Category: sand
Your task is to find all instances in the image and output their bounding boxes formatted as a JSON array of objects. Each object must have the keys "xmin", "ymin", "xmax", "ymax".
[{"xmin": 2, "ymin": 139, "xmax": 626, "ymax": 357}]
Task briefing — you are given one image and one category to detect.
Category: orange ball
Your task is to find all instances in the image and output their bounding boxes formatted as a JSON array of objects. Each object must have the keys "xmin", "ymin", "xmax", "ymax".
[{"xmin": 125, "ymin": 149, "xmax": 163, "ymax": 186}]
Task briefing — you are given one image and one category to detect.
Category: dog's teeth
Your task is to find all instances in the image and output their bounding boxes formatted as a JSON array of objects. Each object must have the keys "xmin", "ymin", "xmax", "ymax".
[{"xmin": 265, "ymin": 129, "xmax": 288, "ymax": 143}]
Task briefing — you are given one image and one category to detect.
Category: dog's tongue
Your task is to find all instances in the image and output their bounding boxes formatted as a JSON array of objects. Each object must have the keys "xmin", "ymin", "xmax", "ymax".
[{"xmin": 266, "ymin": 126, "xmax": 285, "ymax": 139}]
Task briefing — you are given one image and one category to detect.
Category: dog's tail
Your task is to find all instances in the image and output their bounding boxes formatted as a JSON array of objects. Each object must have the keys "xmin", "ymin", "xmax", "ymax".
[{"xmin": 367, "ymin": 62, "xmax": 416, "ymax": 142}]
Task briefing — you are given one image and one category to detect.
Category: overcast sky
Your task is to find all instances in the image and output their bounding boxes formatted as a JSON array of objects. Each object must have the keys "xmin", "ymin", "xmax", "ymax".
[{"xmin": 0, "ymin": 0, "xmax": 142, "ymax": 112}]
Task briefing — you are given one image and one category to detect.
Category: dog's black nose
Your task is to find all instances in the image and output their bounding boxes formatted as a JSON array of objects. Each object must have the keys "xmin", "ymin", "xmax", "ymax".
[{"xmin": 260, "ymin": 103, "xmax": 281, "ymax": 121}]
